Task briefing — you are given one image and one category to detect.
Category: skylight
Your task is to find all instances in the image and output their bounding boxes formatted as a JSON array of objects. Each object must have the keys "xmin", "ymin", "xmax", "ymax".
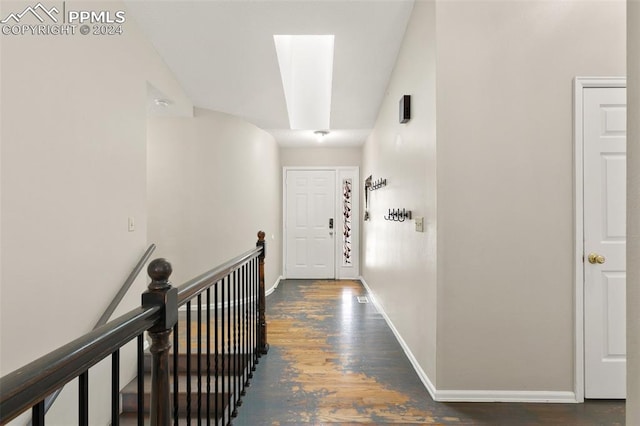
[{"xmin": 274, "ymin": 35, "xmax": 335, "ymax": 130}]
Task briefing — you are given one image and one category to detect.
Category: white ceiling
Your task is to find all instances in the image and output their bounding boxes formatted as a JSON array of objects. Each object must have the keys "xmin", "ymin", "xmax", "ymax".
[{"xmin": 126, "ymin": 1, "xmax": 415, "ymax": 147}]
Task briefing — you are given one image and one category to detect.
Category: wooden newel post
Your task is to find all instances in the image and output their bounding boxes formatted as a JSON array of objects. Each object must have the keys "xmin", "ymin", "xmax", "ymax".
[
  {"xmin": 257, "ymin": 231, "xmax": 269, "ymax": 354},
  {"xmin": 143, "ymin": 259, "xmax": 178, "ymax": 426}
]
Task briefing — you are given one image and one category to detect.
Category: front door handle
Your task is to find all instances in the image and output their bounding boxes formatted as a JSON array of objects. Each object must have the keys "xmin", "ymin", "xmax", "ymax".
[{"xmin": 587, "ymin": 253, "xmax": 606, "ymax": 264}]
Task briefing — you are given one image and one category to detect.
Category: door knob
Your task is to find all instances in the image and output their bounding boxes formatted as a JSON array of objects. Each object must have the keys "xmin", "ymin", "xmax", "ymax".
[{"xmin": 587, "ymin": 253, "xmax": 606, "ymax": 264}]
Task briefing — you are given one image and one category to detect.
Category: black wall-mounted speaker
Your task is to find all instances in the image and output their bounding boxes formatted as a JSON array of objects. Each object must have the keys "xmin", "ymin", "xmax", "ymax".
[{"xmin": 399, "ymin": 95, "xmax": 411, "ymax": 123}]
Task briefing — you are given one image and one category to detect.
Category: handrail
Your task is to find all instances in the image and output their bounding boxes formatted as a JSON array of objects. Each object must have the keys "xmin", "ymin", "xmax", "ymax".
[
  {"xmin": 177, "ymin": 246, "xmax": 261, "ymax": 306},
  {"xmin": 95, "ymin": 244, "xmax": 157, "ymax": 328},
  {"xmin": 0, "ymin": 306, "xmax": 161, "ymax": 424}
]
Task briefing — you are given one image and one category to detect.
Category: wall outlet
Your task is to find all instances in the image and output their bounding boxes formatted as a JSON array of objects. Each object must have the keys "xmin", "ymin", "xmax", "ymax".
[{"xmin": 415, "ymin": 217, "xmax": 424, "ymax": 232}]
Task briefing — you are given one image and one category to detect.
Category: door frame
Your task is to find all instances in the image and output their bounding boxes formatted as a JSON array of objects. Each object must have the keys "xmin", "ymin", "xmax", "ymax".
[
  {"xmin": 282, "ymin": 166, "xmax": 360, "ymax": 280},
  {"xmin": 573, "ymin": 76, "xmax": 626, "ymax": 402}
]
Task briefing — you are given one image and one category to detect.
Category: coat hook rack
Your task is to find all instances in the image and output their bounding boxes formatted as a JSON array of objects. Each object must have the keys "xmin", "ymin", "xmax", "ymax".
[
  {"xmin": 364, "ymin": 176, "xmax": 387, "ymax": 220},
  {"xmin": 384, "ymin": 208, "xmax": 412, "ymax": 222},
  {"xmin": 369, "ymin": 178, "xmax": 387, "ymax": 191}
]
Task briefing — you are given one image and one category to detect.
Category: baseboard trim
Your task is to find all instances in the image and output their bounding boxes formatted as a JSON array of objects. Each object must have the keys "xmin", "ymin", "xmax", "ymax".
[
  {"xmin": 265, "ymin": 275, "xmax": 283, "ymax": 297},
  {"xmin": 434, "ymin": 390, "xmax": 578, "ymax": 403},
  {"xmin": 357, "ymin": 276, "xmax": 579, "ymax": 404},
  {"xmin": 358, "ymin": 276, "xmax": 437, "ymax": 400}
]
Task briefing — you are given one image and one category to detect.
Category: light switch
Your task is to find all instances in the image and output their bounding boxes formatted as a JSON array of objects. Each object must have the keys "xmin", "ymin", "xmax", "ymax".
[
  {"xmin": 128, "ymin": 217, "xmax": 135, "ymax": 232},
  {"xmin": 415, "ymin": 217, "xmax": 424, "ymax": 232}
]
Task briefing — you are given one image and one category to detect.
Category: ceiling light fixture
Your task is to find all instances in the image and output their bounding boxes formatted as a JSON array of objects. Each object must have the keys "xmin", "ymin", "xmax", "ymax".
[
  {"xmin": 154, "ymin": 98, "xmax": 171, "ymax": 107},
  {"xmin": 314, "ymin": 130, "xmax": 329, "ymax": 142}
]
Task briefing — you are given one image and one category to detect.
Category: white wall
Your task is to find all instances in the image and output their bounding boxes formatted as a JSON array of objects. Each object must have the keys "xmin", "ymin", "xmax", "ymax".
[
  {"xmin": 362, "ymin": 0, "xmax": 627, "ymax": 398},
  {"xmin": 627, "ymin": 0, "xmax": 640, "ymax": 421},
  {"xmin": 0, "ymin": 1, "xmax": 192, "ymax": 423},
  {"xmin": 148, "ymin": 108, "xmax": 282, "ymax": 291},
  {"xmin": 280, "ymin": 146, "xmax": 362, "ymax": 168},
  {"xmin": 435, "ymin": 0, "xmax": 626, "ymax": 392},
  {"xmin": 361, "ymin": 0, "xmax": 438, "ymax": 383}
]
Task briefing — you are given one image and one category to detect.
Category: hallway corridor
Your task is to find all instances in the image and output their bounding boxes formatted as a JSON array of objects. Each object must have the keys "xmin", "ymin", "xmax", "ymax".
[{"xmin": 233, "ymin": 280, "xmax": 624, "ymax": 425}]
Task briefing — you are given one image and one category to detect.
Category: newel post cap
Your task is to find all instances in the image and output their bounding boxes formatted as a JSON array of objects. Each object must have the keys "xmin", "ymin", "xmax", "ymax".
[
  {"xmin": 147, "ymin": 258, "xmax": 172, "ymax": 290},
  {"xmin": 257, "ymin": 231, "xmax": 266, "ymax": 259}
]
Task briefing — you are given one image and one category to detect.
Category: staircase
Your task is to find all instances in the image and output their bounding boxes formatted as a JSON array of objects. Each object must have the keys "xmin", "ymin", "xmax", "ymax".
[
  {"xmin": 0, "ymin": 235, "xmax": 267, "ymax": 426},
  {"xmin": 118, "ymin": 351, "xmax": 252, "ymax": 425}
]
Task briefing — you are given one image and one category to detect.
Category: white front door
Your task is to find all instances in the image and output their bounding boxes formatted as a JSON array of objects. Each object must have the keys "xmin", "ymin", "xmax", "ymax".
[
  {"xmin": 285, "ymin": 170, "xmax": 335, "ymax": 279},
  {"xmin": 583, "ymin": 86, "xmax": 626, "ymax": 399}
]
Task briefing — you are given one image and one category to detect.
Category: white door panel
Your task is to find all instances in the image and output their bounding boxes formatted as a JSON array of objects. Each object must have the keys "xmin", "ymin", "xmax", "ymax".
[
  {"xmin": 583, "ymin": 87, "xmax": 626, "ymax": 399},
  {"xmin": 285, "ymin": 170, "xmax": 335, "ymax": 278}
]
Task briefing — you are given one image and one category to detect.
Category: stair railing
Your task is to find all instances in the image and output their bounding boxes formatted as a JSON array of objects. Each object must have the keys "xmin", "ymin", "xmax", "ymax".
[
  {"xmin": 168, "ymin": 230, "xmax": 269, "ymax": 425},
  {"xmin": 29, "ymin": 244, "xmax": 157, "ymax": 424},
  {"xmin": 0, "ymin": 232, "xmax": 268, "ymax": 426}
]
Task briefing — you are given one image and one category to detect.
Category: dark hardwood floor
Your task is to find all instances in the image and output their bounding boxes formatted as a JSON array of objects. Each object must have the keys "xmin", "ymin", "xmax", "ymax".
[{"xmin": 233, "ymin": 279, "xmax": 625, "ymax": 425}]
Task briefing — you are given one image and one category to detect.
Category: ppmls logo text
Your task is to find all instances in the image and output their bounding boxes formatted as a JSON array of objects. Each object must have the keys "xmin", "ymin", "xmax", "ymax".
[{"xmin": 1, "ymin": 2, "xmax": 126, "ymax": 36}]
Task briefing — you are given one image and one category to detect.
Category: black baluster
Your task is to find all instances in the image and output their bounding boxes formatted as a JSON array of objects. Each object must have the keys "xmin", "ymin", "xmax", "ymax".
[
  {"xmin": 197, "ymin": 294, "xmax": 202, "ymax": 424},
  {"xmin": 221, "ymin": 277, "xmax": 226, "ymax": 424},
  {"xmin": 173, "ymin": 324, "xmax": 179, "ymax": 426},
  {"xmin": 206, "ymin": 287, "xmax": 211, "ymax": 425},
  {"xmin": 79, "ymin": 371, "xmax": 88, "ymax": 426},
  {"xmin": 32, "ymin": 400, "xmax": 44, "ymax": 426},
  {"xmin": 227, "ymin": 275, "xmax": 232, "ymax": 422},
  {"xmin": 252, "ymin": 257, "xmax": 258, "ymax": 369},
  {"xmin": 233, "ymin": 269, "xmax": 239, "ymax": 415},
  {"xmin": 215, "ymin": 280, "xmax": 220, "ymax": 424},
  {"xmin": 242, "ymin": 263, "xmax": 248, "ymax": 392},
  {"xmin": 186, "ymin": 301, "xmax": 192, "ymax": 425},
  {"xmin": 136, "ymin": 335, "xmax": 144, "ymax": 426},
  {"xmin": 112, "ymin": 349, "xmax": 120, "ymax": 426}
]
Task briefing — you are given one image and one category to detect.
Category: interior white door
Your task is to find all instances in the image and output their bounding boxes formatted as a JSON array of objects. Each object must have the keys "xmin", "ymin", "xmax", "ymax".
[
  {"xmin": 285, "ymin": 170, "xmax": 335, "ymax": 279},
  {"xmin": 583, "ymin": 87, "xmax": 626, "ymax": 399}
]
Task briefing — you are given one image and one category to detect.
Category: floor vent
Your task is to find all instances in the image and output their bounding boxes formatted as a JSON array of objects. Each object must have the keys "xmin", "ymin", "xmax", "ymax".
[{"xmin": 357, "ymin": 296, "xmax": 369, "ymax": 304}]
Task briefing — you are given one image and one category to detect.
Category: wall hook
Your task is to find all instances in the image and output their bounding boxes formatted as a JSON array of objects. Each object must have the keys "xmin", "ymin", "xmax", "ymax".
[
  {"xmin": 384, "ymin": 209, "xmax": 411, "ymax": 222},
  {"xmin": 384, "ymin": 208, "xmax": 412, "ymax": 222},
  {"xmin": 369, "ymin": 178, "xmax": 387, "ymax": 191}
]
